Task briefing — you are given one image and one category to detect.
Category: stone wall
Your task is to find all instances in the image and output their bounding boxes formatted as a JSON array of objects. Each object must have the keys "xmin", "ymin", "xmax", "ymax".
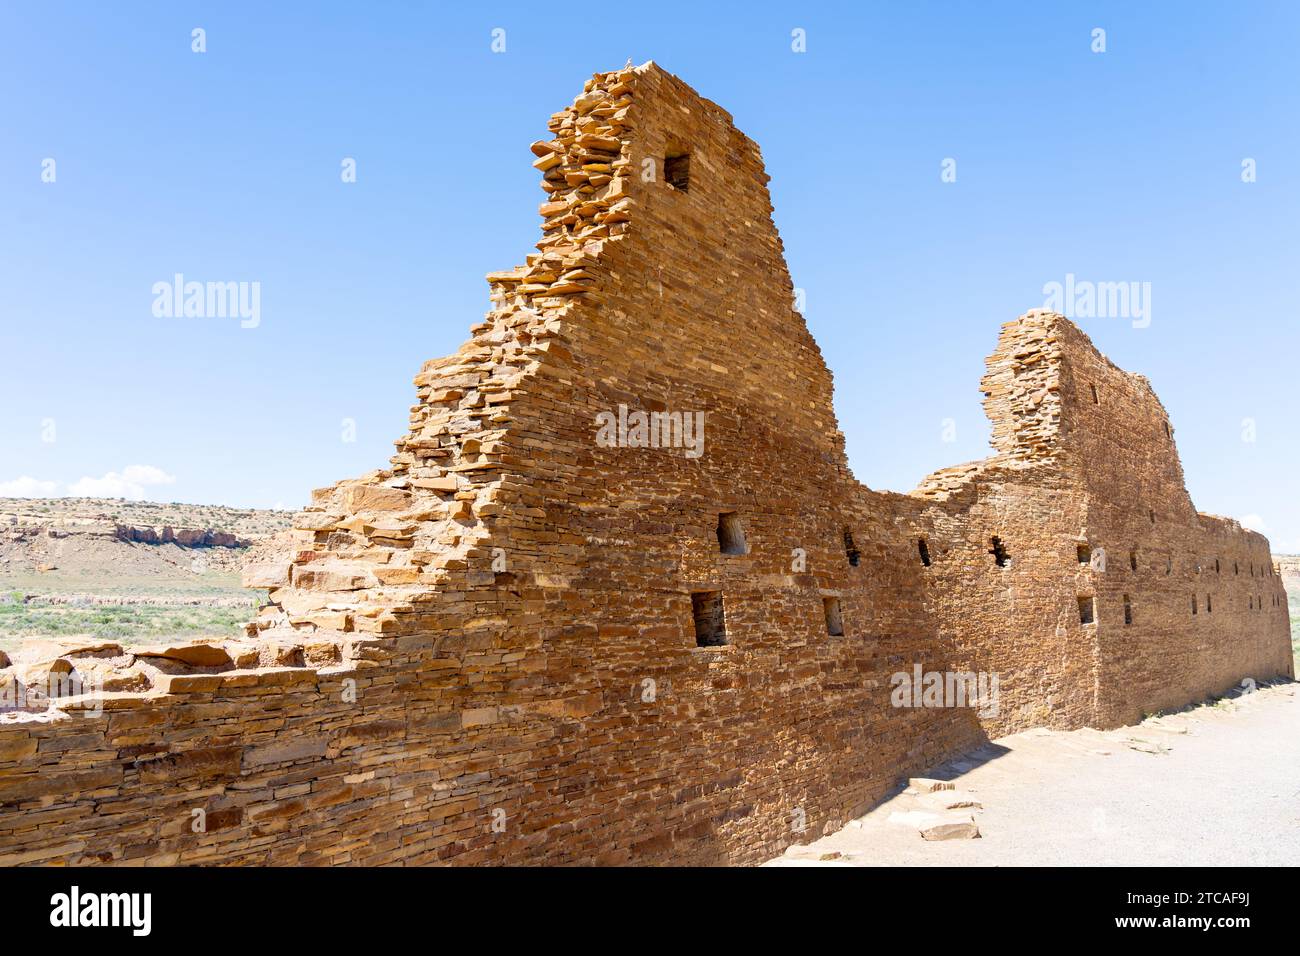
[
  {"xmin": 914, "ymin": 315, "xmax": 1292, "ymax": 737},
  {"xmin": 0, "ymin": 62, "xmax": 1290, "ymax": 866}
]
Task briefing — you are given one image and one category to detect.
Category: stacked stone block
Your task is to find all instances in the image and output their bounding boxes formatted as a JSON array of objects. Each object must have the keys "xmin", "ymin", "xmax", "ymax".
[{"xmin": 0, "ymin": 63, "xmax": 1290, "ymax": 866}]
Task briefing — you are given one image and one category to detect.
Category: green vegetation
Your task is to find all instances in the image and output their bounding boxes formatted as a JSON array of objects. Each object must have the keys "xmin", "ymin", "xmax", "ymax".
[
  {"xmin": 0, "ymin": 496, "xmax": 288, "ymax": 652},
  {"xmin": 0, "ymin": 598, "xmax": 256, "ymax": 650}
]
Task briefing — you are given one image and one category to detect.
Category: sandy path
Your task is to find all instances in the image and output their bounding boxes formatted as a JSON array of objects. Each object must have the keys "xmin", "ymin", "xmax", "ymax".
[{"xmin": 766, "ymin": 682, "xmax": 1300, "ymax": 866}]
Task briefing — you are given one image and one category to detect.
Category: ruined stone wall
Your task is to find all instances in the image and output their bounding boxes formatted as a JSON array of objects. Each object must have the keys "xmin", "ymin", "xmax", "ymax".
[
  {"xmin": 911, "ymin": 314, "xmax": 1292, "ymax": 737},
  {"xmin": 1055, "ymin": 319, "xmax": 1293, "ymax": 723},
  {"xmin": 0, "ymin": 63, "xmax": 1290, "ymax": 867}
]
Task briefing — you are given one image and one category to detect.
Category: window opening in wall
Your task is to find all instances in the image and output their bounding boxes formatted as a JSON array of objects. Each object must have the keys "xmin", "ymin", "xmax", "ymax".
[
  {"xmin": 1191, "ymin": 594, "xmax": 1198, "ymax": 615},
  {"xmin": 990, "ymin": 536, "xmax": 1010, "ymax": 567},
  {"xmin": 822, "ymin": 597, "xmax": 844, "ymax": 637},
  {"xmin": 1077, "ymin": 543, "xmax": 1092, "ymax": 564},
  {"xmin": 1206, "ymin": 594, "xmax": 1212, "ymax": 613},
  {"xmin": 1123, "ymin": 594, "xmax": 1133, "ymax": 625},
  {"xmin": 1234, "ymin": 562, "xmax": 1239, "ymax": 575},
  {"xmin": 1129, "ymin": 550, "xmax": 1138, "ymax": 571},
  {"xmin": 1215, "ymin": 558, "xmax": 1220, "ymax": 574},
  {"xmin": 1090, "ymin": 383, "xmax": 1099, "ymax": 404},
  {"xmin": 717, "ymin": 512, "xmax": 747, "ymax": 555},
  {"xmin": 918, "ymin": 537, "xmax": 932, "ymax": 567},
  {"xmin": 691, "ymin": 591, "xmax": 726, "ymax": 646},
  {"xmin": 1078, "ymin": 595, "xmax": 1095, "ymax": 625},
  {"xmin": 843, "ymin": 529, "xmax": 860, "ymax": 567},
  {"xmin": 664, "ymin": 152, "xmax": 690, "ymax": 191},
  {"xmin": 1166, "ymin": 557, "xmax": 1172, "ymax": 575},
  {"xmin": 1149, "ymin": 509, "xmax": 1156, "ymax": 524}
]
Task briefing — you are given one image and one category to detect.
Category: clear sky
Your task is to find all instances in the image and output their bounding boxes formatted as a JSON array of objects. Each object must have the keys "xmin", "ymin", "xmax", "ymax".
[{"xmin": 2, "ymin": 2, "xmax": 1297, "ymax": 549}]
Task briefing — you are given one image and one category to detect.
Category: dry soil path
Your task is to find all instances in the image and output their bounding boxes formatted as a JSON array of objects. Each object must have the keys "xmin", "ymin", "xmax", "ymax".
[{"xmin": 766, "ymin": 682, "xmax": 1300, "ymax": 866}]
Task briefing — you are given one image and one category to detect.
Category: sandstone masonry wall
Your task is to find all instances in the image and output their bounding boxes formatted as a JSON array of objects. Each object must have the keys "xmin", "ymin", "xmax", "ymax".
[{"xmin": 0, "ymin": 63, "xmax": 1290, "ymax": 866}]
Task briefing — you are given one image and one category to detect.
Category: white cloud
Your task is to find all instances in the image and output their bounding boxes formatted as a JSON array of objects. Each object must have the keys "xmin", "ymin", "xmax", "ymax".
[
  {"xmin": 0, "ymin": 476, "xmax": 60, "ymax": 497},
  {"xmin": 1239, "ymin": 513, "xmax": 1268, "ymax": 533},
  {"xmin": 68, "ymin": 465, "xmax": 176, "ymax": 501}
]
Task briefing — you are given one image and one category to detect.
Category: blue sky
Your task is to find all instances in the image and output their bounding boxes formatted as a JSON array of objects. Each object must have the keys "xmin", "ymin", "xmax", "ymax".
[{"xmin": 2, "ymin": 2, "xmax": 1298, "ymax": 549}]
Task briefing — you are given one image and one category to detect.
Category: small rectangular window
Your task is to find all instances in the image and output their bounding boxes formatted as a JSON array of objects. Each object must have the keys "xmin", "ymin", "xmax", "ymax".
[
  {"xmin": 1123, "ymin": 594, "xmax": 1133, "ymax": 626},
  {"xmin": 1078, "ymin": 595, "xmax": 1095, "ymax": 625},
  {"xmin": 822, "ymin": 597, "xmax": 844, "ymax": 637},
  {"xmin": 691, "ymin": 591, "xmax": 726, "ymax": 646},
  {"xmin": 1191, "ymin": 594, "xmax": 1198, "ymax": 615},
  {"xmin": 917, "ymin": 537, "xmax": 932, "ymax": 567},
  {"xmin": 1077, "ymin": 543, "xmax": 1091, "ymax": 564},
  {"xmin": 1206, "ymin": 594, "xmax": 1212, "ymax": 613},
  {"xmin": 664, "ymin": 152, "xmax": 690, "ymax": 191},
  {"xmin": 717, "ymin": 512, "xmax": 747, "ymax": 555},
  {"xmin": 1129, "ymin": 550, "xmax": 1138, "ymax": 571},
  {"xmin": 990, "ymin": 536, "xmax": 1010, "ymax": 567},
  {"xmin": 843, "ymin": 529, "xmax": 860, "ymax": 567}
]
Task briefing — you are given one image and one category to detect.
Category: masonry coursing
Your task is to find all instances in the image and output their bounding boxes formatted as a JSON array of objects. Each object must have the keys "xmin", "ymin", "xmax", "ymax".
[{"xmin": 0, "ymin": 62, "xmax": 1290, "ymax": 866}]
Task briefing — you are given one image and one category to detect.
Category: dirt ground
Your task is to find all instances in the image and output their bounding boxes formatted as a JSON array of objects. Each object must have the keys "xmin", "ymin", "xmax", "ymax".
[{"xmin": 767, "ymin": 682, "xmax": 1300, "ymax": 866}]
